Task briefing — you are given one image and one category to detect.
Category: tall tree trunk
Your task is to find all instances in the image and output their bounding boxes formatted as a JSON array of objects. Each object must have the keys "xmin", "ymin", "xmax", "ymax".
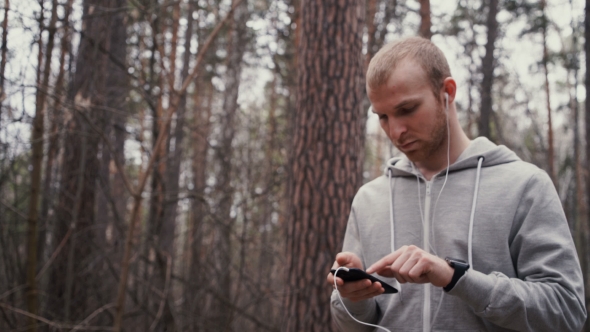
[
  {"xmin": 366, "ymin": 0, "xmax": 397, "ymax": 178},
  {"xmin": 138, "ymin": 3, "xmax": 163, "ymax": 328},
  {"xmin": 583, "ymin": 0, "xmax": 590, "ymax": 329},
  {"xmin": 187, "ymin": 80, "xmax": 213, "ymax": 331},
  {"xmin": 184, "ymin": 5, "xmax": 212, "ymax": 328},
  {"xmin": 93, "ymin": 0, "xmax": 128, "ymax": 326},
  {"xmin": 541, "ymin": 0, "xmax": 556, "ymax": 185},
  {"xmin": 26, "ymin": 0, "xmax": 59, "ymax": 329},
  {"xmin": 105, "ymin": 0, "xmax": 128, "ymax": 234},
  {"xmin": 49, "ymin": 0, "xmax": 114, "ymax": 322},
  {"xmin": 153, "ymin": 1, "xmax": 186, "ymax": 330},
  {"xmin": 94, "ymin": 0, "xmax": 130, "ymax": 253},
  {"xmin": 418, "ymin": 0, "xmax": 432, "ymax": 39},
  {"xmin": 0, "ymin": 0, "xmax": 8, "ymax": 127},
  {"xmin": 479, "ymin": 0, "xmax": 499, "ymax": 140},
  {"xmin": 39, "ymin": 2, "xmax": 74, "ymax": 304},
  {"xmin": 207, "ymin": 0, "xmax": 248, "ymax": 330},
  {"xmin": 143, "ymin": 2, "xmax": 182, "ymax": 329},
  {"xmin": 283, "ymin": 0, "xmax": 365, "ymax": 330},
  {"xmin": 365, "ymin": 0, "xmax": 378, "ymax": 71}
]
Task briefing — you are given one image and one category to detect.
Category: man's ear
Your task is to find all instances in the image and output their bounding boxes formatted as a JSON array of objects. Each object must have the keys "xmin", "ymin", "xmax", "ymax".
[{"xmin": 442, "ymin": 77, "xmax": 457, "ymax": 104}]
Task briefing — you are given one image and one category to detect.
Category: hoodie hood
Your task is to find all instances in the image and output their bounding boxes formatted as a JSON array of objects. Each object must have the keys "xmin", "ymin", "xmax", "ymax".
[{"xmin": 385, "ymin": 137, "xmax": 520, "ymax": 177}]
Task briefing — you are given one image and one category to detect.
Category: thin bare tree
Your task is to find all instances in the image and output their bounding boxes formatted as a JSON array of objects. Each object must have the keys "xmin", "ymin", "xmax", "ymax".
[
  {"xmin": 541, "ymin": 0, "xmax": 557, "ymax": 185},
  {"xmin": 584, "ymin": 0, "xmax": 590, "ymax": 329},
  {"xmin": 26, "ymin": 0, "xmax": 59, "ymax": 329},
  {"xmin": 418, "ymin": 0, "xmax": 432, "ymax": 39},
  {"xmin": 479, "ymin": 0, "xmax": 499, "ymax": 140}
]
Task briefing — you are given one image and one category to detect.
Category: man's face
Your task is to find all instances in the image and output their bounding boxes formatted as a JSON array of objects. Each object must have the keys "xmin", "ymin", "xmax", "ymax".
[{"xmin": 367, "ymin": 59, "xmax": 447, "ymax": 164}]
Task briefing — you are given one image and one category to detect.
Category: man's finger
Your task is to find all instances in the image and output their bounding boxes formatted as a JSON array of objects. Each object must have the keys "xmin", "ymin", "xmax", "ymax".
[
  {"xmin": 346, "ymin": 282, "xmax": 384, "ymax": 302},
  {"xmin": 335, "ymin": 252, "xmax": 353, "ymax": 266},
  {"xmin": 366, "ymin": 250, "xmax": 402, "ymax": 274},
  {"xmin": 339, "ymin": 280, "xmax": 378, "ymax": 297}
]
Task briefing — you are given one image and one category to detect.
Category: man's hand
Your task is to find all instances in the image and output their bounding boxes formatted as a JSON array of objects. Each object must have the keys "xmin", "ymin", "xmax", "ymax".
[
  {"xmin": 366, "ymin": 245, "xmax": 453, "ymax": 288},
  {"xmin": 327, "ymin": 252, "xmax": 384, "ymax": 302}
]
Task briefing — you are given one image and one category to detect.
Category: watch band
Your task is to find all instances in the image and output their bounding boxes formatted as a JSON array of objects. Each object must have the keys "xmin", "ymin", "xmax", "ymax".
[{"xmin": 443, "ymin": 257, "xmax": 470, "ymax": 292}]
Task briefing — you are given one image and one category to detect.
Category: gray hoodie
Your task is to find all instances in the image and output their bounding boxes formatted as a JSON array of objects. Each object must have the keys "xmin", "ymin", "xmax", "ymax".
[{"xmin": 331, "ymin": 137, "xmax": 587, "ymax": 332}]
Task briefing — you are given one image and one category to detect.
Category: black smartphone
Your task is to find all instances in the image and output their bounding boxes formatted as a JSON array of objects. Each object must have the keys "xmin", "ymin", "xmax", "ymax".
[{"xmin": 330, "ymin": 268, "xmax": 398, "ymax": 294}]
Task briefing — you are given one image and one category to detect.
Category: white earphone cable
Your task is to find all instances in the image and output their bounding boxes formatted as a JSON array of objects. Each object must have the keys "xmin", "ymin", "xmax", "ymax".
[{"xmin": 333, "ymin": 267, "xmax": 392, "ymax": 332}]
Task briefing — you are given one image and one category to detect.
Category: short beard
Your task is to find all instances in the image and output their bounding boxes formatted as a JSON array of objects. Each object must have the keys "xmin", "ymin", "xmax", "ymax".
[{"xmin": 416, "ymin": 104, "xmax": 448, "ymax": 163}]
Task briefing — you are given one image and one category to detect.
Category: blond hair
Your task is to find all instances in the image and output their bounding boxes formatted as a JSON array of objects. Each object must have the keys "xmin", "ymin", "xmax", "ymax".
[{"xmin": 366, "ymin": 37, "xmax": 451, "ymax": 97}]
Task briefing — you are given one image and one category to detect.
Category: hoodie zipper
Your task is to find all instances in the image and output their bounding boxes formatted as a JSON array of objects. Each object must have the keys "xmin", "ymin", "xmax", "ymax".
[{"xmin": 423, "ymin": 180, "xmax": 432, "ymax": 332}]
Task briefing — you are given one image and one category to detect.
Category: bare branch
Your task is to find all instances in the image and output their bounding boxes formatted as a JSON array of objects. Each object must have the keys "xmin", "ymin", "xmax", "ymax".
[{"xmin": 0, "ymin": 302, "xmax": 114, "ymax": 331}]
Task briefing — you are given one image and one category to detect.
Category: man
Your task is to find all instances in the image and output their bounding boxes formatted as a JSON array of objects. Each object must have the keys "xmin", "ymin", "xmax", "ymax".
[{"xmin": 327, "ymin": 37, "xmax": 587, "ymax": 331}]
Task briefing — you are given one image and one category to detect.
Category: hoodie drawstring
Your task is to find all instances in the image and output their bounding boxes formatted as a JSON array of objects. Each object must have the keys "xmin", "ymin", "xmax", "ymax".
[
  {"xmin": 388, "ymin": 168, "xmax": 396, "ymax": 253},
  {"xmin": 468, "ymin": 156, "xmax": 484, "ymax": 267},
  {"xmin": 387, "ymin": 168, "xmax": 403, "ymax": 301},
  {"xmin": 387, "ymin": 156, "xmax": 484, "ymax": 268}
]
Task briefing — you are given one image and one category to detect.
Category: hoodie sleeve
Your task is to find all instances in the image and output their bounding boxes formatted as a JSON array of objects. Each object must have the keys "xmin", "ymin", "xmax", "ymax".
[
  {"xmin": 330, "ymin": 204, "xmax": 380, "ymax": 331},
  {"xmin": 448, "ymin": 171, "xmax": 587, "ymax": 332}
]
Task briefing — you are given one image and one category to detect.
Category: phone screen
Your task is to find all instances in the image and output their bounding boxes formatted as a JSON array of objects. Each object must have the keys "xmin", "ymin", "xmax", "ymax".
[{"xmin": 331, "ymin": 268, "xmax": 398, "ymax": 294}]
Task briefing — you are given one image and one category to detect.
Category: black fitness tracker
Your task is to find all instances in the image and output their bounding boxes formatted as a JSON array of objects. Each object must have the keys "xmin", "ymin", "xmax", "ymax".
[{"xmin": 443, "ymin": 257, "xmax": 470, "ymax": 292}]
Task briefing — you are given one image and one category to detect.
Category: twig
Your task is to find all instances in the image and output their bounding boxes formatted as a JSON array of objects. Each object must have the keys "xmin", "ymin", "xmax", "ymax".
[
  {"xmin": 0, "ymin": 199, "xmax": 28, "ymax": 220},
  {"xmin": 68, "ymin": 303, "xmax": 117, "ymax": 332},
  {"xmin": 36, "ymin": 227, "xmax": 73, "ymax": 280},
  {"xmin": 74, "ymin": 106, "xmax": 137, "ymax": 197},
  {"xmin": 0, "ymin": 302, "xmax": 114, "ymax": 331},
  {"xmin": 149, "ymin": 253, "xmax": 172, "ymax": 331}
]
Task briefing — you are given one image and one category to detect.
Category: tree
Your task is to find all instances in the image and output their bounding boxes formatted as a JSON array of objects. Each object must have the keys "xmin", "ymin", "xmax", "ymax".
[
  {"xmin": 540, "ymin": 0, "xmax": 557, "ymax": 185},
  {"xmin": 419, "ymin": 0, "xmax": 432, "ymax": 39},
  {"xmin": 0, "ymin": 0, "xmax": 8, "ymax": 127},
  {"xmin": 48, "ymin": 0, "xmax": 116, "ymax": 322},
  {"xmin": 479, "ymin": 0, "xmax": 499, "ymax": 139},
  {"xmin": 26, "ymin": 0, "xmax": 59, "ymax": 329},
  {"xmin": 283, "ymin": 0, "xmax": 366, "ymax": 330},
  {"xmin": 584, "ymin": 0, "xmax": 590, "ymax": 329}
]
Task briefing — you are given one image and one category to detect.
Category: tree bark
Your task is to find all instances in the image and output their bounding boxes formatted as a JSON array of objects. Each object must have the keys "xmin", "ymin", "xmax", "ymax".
[
  {"xmin": 26, "ymin": 0, "xmax": 60, "ymax": 329},
  {"xmin": 366, "ymin": 0, "xmax": 397, "ymax": 179},
  {"xmin": 418, "ymin": 0, "xmax": 432, "ymax": 39},
  {"xmin": 207, "ymin": 0, "xmax": 248, "ymax": 330},
  {"xmin": 105, "ymin": 0, "xmax": 128, "ymax": 237},
  {"xmin": 49, "ymin": 0, "xmax": 115, "ymax": 322},
  {"xmin": 479, "ymin": 0, "xmax": 499, "ymax": 140},
  {"xmin": 541, "ymin": 0, "xmax": 556, "ymax": 186},
  {"xmin": 583, "ymin": 0, "xmax": 590, "ymax": 329},
  {"xmin": 283, "ymin": 0, "xmax": 365, "ymax": 330},
  {"xmin": 187, "ymin": 80, "xmax": 213, "ymax": 331},
  {"xmin": 39, "ymin": 0, "xmax": 72, "ymax": 277},
  {"xmin": 0, "ymin": 0, "xmax": 8, "ymax": 127}
]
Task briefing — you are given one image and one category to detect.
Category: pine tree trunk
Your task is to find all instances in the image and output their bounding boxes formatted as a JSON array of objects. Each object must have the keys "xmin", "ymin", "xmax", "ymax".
[
  {"xmin": 49, "ymin": 0, "xmax": 114, "ymax": 322},
  {"xmin": 207, "ymin": 1, "xmax": 248, "ymax": 329},
  {"xmin": 0, "ymin": 0, "xmax": 8, "ymax": 127},
  {"xmin": 583, "ymin": 0, "xmax": 590, "ymax": 329},
  {"xmin": 187, "ymin": 80, "xmax": 213, "ymax": 331},
  {"xmin": 27, "ymin": 1, "xmax": 59, "ymax": 329},
  {"xmin": 418, "ymin": 0, "xmax": 432, "ymax": 39},
  {"xmin": 479, "ymin": 0, "xmax": 498, "ymax": 140},
  {"xmin": 366, "ymin": 0, "xmax": 397, "ymax": 178},
  {"xmin": 541, "ymin": 0, "xmax": 557, "ymax": 186},
  {"xmin": 284, "ymin": 0, "xmax": 365, "ymax": 330}
]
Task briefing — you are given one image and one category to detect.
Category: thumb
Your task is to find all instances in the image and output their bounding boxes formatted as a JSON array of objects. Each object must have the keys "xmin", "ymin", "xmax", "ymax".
[{"xmin": 335, "ymin": 252, "xmax": 354, "ymax": 267}]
